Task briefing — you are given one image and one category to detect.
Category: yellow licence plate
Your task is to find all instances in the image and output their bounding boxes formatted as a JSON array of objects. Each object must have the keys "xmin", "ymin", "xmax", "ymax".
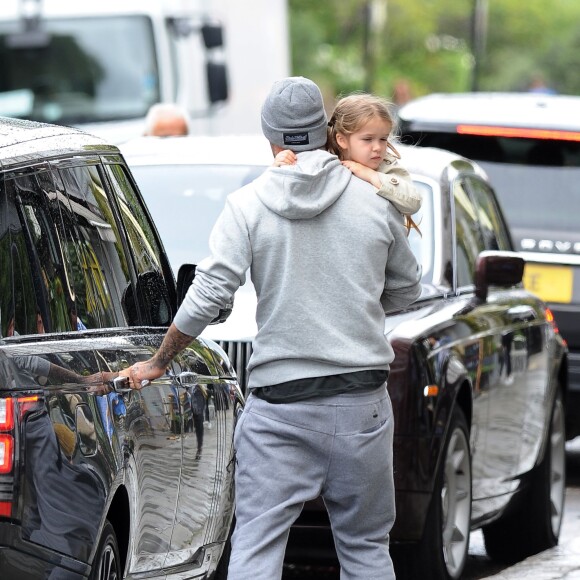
[{"xmin": 523, "ymin": 263, "xmax": 573, "ymax": 304}]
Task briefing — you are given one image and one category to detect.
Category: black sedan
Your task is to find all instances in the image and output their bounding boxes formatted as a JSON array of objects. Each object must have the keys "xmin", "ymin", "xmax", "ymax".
[{"xmin": 288, "ymin": 145, "xmax": 568, "ymax": 579}]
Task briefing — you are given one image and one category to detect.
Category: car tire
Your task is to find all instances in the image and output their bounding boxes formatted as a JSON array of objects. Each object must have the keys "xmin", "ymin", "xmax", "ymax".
[
  {"xmin": 212, "ymin": 520, "xmax": 234, "ymax": 580},
  {"xmin": 213, "ymin": 539, "xmax": 231, "ymax": 580},
  {"xmin": 90, "ymin": 520, "xmax": 122, "ymax": 580},
  {"xmin": 394, "ymin": 407, "xmax": 471, "ymax": 580},
  {"xmin": 482, "ymin": 387, "xmax": 566, "ymax": 564}
]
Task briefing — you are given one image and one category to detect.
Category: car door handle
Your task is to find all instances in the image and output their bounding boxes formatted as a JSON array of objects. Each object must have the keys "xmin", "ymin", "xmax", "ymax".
[
  {"xmin": 178, "ymin": 371, "xmax": 198, "ymax": 385},
  {"xmin": 110, "ymin": 375, "xmax": 151, "ymax": 393},
  {"xmin": 507, "ymin": 305, "xmax": 536, "ymax": 322},
  {"xmin": 110, "ymin": 376, "xmax": 134, "ymax": 394}
]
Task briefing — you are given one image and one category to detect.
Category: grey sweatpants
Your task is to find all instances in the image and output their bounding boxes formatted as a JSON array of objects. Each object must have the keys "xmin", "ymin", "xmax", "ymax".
[{"xmin": 228, "ymin": 385, "xmax": 396, "ymax": 580}]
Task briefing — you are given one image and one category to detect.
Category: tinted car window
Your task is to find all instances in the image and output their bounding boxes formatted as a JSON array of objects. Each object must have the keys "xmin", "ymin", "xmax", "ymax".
[
  {"xmin": 103, "ymin": 164, "xmax": 171, "ymax": 326},
  {"xmin": 1, "ymin": 177, "xmax": 40, "ymax": 337},
  {"xmin": 6, "ymin": 172, "xmax": 74, "ymax": 334},
  {"xmin": 57, "ymin": 164, "xmax": 130, "ymax": 329},
  {"xmin": 401, "ymin": 131, "xmax": 580, "ymax": 235},
  {"xmin": 479, "ymin": 161, "xmax": 580, "ymax": 234},
  {"xmin": 464, "ymin": 177, "xmax": 512, "ymax": 252},
  {"xmin": 454, "ymin": 179, "xmax": 485, "ymax": 288}
]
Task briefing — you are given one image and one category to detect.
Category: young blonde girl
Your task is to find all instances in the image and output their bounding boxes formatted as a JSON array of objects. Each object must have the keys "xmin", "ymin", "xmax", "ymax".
[{"xmin": 274, "ymin": 92, "xmax": 422, "ymax": 234}]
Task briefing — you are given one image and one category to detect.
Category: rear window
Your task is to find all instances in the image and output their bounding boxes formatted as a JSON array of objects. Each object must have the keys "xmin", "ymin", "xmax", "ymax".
[{"xmin": 404, "ymin": 131, "xmax": 580, "ymax": 235}]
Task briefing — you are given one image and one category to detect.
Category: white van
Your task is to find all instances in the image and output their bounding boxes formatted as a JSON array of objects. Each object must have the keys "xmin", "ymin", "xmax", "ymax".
[{"xmin": 0, "ymin": 0, "xmax": 290, "ymax": 143}]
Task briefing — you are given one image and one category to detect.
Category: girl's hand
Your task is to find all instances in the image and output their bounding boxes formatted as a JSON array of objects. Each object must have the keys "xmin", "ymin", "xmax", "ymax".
[
  {"xmin": 341, "ymin": 160, "xmax": 381, "ymax": 189},
  {"xmin": 273, "ymin": 149, "xmax": 297, "ymax": 167}
]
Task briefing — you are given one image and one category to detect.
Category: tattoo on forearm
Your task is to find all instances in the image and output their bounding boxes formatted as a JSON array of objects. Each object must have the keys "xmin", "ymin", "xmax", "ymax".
[{"xmin": 154, "ymin": 326, "xmax": 193, "ymax": 367}]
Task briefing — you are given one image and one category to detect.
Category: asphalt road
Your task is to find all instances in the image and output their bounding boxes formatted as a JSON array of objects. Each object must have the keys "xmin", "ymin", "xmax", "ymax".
[{"xmin": 282, "ymin": 437, "xmax": 580, "ymax": 580}]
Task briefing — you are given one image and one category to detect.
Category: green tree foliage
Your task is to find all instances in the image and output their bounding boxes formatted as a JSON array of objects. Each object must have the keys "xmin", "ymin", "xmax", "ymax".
[{"xmin": 289, "ymin": 0, "xmax": 580, "ymax": 102}]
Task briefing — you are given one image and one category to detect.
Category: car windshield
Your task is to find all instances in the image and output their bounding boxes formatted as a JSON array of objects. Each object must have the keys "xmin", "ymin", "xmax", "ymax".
[
  {"xmin": 133, "ymin": 163, "xmax": 434, "ymax": 288},
  {"xmin": 132, "ymin": 164, "xmax": 267, "ymax": 277},
  {"xmin": 0, "ymin": 16, "xmax": 159, "ymax": 124}
]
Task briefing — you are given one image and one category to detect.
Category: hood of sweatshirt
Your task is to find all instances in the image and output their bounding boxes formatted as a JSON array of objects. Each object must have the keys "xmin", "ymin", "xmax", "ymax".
[{"xmin": 253, "ymin": 149, "xmax": 352, "ymax": 219}]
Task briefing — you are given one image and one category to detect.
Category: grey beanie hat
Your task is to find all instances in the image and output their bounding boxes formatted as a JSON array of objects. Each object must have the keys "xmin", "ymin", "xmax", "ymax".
[{"xmin": 261, "ymin": 76, "xmax": 328, "ymax": 152}]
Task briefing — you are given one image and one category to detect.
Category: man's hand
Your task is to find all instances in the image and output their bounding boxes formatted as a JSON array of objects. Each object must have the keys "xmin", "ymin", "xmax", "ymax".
[
  {"xmin": 118, "ymin": 324, "xmax": 194, "ymax": 390},
  {"xmin": 120, "ymin": 359, "xmax": 166, "ymax": 390}
]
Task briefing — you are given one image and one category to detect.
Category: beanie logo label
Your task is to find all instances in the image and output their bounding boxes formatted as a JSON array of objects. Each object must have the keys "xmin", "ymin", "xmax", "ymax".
[{"xmin": 283, "ymin": 132, "xmax": 309, "ymax": 146}]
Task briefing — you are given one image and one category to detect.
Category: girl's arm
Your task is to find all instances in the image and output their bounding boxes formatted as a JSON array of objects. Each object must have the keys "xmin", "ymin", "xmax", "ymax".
[
  {"xmin": 341, "ymin": 160, "xmax": 383, "ymax": 189},
  {"xmin": 341, "ymin": 156, "xmax": 422, "ymax": 215},
  {"xmin": 375, "ymin": 157, "xmax": 422, "ymax": 215}
]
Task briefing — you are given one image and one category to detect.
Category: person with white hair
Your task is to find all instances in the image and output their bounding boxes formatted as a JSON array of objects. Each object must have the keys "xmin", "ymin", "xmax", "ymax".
[{"xmin": 143, "ymin": 102, "xmax": 190, "ymax": 136}]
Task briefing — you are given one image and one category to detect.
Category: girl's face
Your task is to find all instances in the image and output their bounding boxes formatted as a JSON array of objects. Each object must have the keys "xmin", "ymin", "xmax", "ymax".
[{"xmin": 336, "ymin": 116, "xmax": 391, "ymax": 170}]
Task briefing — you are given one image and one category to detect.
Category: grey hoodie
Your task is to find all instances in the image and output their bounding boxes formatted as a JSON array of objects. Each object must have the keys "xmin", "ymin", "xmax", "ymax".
[{"xmin": 174, "ymin": 149, "xmax": 422, "ymax": 389}]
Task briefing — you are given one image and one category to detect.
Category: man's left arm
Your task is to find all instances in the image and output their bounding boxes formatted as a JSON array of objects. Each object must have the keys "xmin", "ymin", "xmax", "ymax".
[
  {"xmin": 121, "ymin": 323, "xmax": 194, "ymax": 389},
  {"xmin": 121, "ymin": 195, "xmax": 252, "ymax": 389}
]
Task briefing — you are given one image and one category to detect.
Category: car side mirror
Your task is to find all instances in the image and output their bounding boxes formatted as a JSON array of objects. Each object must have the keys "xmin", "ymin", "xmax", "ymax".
[
  {"xmin": 176, "ymin": 264, "xmax": 233, "ymax": 324},
  {"xmin": 474, "ymin": 251, "xmax": 525, "ymax": 301},
  {"xmin": 176, "ymin": 264, "xmax": 197, "ymax": 307}
]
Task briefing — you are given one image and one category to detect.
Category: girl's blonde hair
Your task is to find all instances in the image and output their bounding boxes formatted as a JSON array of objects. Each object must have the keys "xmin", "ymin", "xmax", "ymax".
[
  {"xmin": 327, "ymin": 93, "xmax": 400, "ymax": 160},
  {"xmin": 327, "ymin": 93, "xmax": 420, "ymax": 236}
]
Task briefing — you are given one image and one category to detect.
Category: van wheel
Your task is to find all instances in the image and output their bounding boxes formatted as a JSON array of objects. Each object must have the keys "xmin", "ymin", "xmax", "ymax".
[
  {"xmin": 394, "ymin": 407, "xmax": 471, "ymax": 580},
  {"xmin": 90, "ymin": 520, "xmax": 121, "ymax": 580},
  {"xmin": 483, "ymin": 388, "xmax": 565, "ymax": 564}
]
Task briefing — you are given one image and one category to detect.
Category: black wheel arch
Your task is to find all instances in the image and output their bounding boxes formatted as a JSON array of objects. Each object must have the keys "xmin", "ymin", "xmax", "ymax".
[
  {"xmin": 429, "ymin": 349, "xmax": 473, "ymax": 486},
  {"xmin": 97, "ymin": 485, "xmax": 130, "ymax": 575}
]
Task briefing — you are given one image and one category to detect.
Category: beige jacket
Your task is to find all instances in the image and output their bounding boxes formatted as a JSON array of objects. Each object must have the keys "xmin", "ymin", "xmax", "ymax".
[{"xmin": 377, "ymin": 153, "xmax": 422, "ymax": 215}]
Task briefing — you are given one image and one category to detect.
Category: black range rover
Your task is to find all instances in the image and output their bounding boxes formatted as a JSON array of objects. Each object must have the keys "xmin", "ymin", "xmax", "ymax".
[{"xmin": 0, "ymin": 118, "xmax": 242, "ymax": 579}]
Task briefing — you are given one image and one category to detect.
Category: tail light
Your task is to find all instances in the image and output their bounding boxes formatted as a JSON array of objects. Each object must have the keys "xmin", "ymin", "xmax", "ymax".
[
  {"xmin": 0, "ymin": 398, "xmax": 15, "ymax": 475},
  {"xmin": 0, "ymin": 394, "xmax": 42, "ymax": 518},
  {"xmin": 545, "ymin": 308, "xmax": 560, "ymax": 332},
  {"xmin": 0, "ymin": 398, "xmax": 14, "ymax": 431},
  {"xmin": 0, "ymin": 434, "xmax": 13, "ymax": 474},
  {"xmin": 0, "ymin": 397, "xmax": 15, "ymax": 518}
]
